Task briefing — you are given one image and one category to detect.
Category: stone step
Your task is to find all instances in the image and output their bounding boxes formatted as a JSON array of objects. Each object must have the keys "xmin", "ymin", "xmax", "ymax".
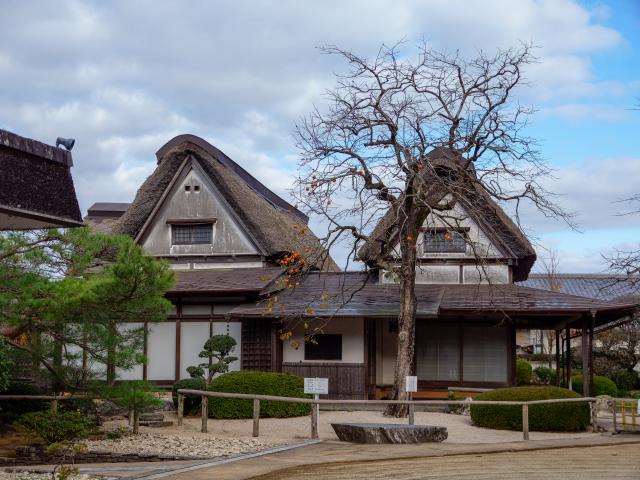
[
  {"xmin": 139, "ymin": 413, "xmax": 165, "ymax": 421},
  {"xmin": 139, "ymin": 420, "xmax": 174, "ymax": 428}
]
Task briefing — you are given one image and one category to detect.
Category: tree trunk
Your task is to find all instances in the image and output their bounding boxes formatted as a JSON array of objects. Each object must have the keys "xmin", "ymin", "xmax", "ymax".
[
  {"xmin": 384, "ymin": 213, "xmax": 419, "ymax": 417},
  {"xmin": 133, "ymin": 406, "xmax": 140, "ymax": 434}
]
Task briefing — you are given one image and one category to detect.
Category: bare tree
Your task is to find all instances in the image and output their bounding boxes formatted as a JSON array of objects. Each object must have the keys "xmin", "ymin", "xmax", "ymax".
[
  {"xmin": 284, "ymin": 42, "xmax": 570, "ymax": 416},
  {"xmin": 607, "ymin": 193, "xmax": 640, "ymax": 281}
]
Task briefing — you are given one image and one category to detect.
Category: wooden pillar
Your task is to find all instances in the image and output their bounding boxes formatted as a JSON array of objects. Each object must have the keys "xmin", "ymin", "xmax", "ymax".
[
  {"xmin": 143, "ymin": 322, "xmax": 149, "ymax": 381},
  {"xmin": 177, "ymin": 394, "xmax": 184, "ymax": 427},
  {"xmin": 522, "ymin": 403, "xmax": 529, "ymax": 440},
  {"xmin": 581, "ymin": 317, "xmax": 590, "ymax": 397},
  {"xmin": 589, "ymin": 313, "xmax": 595, "ymax": 397},
  {"xmin": 175, "ymin": 299, "xmax": 182, "ymax": 382},
  {"xmin": 253, "ymin": 399, "xmax": 260, "ymax": 437},
  {"xmin": 201, "ymin": 395, "xmax": 208, "ymax": 433},
  {"xmin": 565, "ymin": 326, "xmax": 572, "ymax": 390},
  {"xmin": 555, "ymin": 330, "xmax": 561, "ymax": 387}
]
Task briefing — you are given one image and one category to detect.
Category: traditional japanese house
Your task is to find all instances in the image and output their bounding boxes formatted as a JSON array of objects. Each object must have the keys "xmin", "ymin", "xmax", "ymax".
[
  {"xmin": 87, "ymin": 134, "xmax": 638, "ymax": 398},
  {"xmin": 0, "ymin": 129, "xmax": 82, "ymax": 230}
]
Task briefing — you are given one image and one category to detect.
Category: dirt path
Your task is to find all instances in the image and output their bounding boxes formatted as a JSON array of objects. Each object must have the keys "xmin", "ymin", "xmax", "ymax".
[{"xmin": 254, "ymin": 443, "xmax": 640, "ymax": 480}]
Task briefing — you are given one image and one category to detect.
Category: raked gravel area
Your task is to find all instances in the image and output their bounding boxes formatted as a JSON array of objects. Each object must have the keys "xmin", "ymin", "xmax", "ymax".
[{"xmin": 85, "ymin": 432, "xmax": 278, "ymax": 458}]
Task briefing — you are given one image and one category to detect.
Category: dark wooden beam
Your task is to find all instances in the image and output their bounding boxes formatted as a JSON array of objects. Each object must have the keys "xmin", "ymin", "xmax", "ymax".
[
  {"xmin": 555, "ymin": 329, "xmax": 561, "ymax": 387},
  {"xmin": 565, "ymin": 325, "xmax": 572, "ymax": 389},
  {"xmin": 581, "ymin": 317, "xmax": 590, "ymax": 397}
]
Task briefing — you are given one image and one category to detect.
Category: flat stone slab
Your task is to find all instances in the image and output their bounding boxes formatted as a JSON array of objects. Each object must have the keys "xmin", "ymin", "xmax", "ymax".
[{"xmin": 331, "ymin": 423, "xmax": 448, "ymax": 444}]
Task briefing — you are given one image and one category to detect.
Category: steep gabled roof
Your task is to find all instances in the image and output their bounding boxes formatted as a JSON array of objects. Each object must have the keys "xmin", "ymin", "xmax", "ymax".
[
  {"xmin": 0, "ymin": 129, "xmax": 82, "ymax": 229},
  {"xmin": 111, "ymin": 134, "xmax": 339, "ymax": 271},
  {"xmin": 357, "ymin": 147, "xmax": 536, "ymax": 281}
]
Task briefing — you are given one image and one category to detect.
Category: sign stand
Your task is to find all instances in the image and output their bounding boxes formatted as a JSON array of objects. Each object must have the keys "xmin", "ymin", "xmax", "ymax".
[
  {"xmin": 406, "ymin": 375, "xmax": 417, "ymax": 425},
  {"xmin": 305, "ymin": 377, "xmax": 328, "ymax": 440}
]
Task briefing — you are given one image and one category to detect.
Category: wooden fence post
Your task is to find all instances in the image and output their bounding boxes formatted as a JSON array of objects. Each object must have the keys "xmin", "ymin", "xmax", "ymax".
[
  {"xmin": 612, "ymin": 399, "xmax": 617, "ymax": 433},
  {"xmin": 522, "ymin": 403, "xmax": 529, "ymax": 440},
  {"xmin": 50, "ymin": 399, "xmax": 58, "ymax": 413},
  {"xmin": 253, "ymin": 399, "xmax": 260, "ymax": 437},
  {"xmin": 408, "ymin": 402, "xmax": 415, "ymax": 425},
  {"xmin": 311, "ymin": 394, "xmax": 319, "ymax": 439},
  {"xmin": 590, "ymin": 401, "xmax": 597, "ymax": 433},
  {"xmin": 177, "ymin": 394, "xmax": 184, "ymax": 427},
  {"xmin": 201, "ymin": 395, "xmax": 208, "ymax": 433}
]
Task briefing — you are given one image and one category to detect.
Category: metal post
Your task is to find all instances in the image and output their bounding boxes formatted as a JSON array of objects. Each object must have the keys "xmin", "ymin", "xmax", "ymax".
[
  {"xmin": 253, "ymin": 399, "xmax": 260, "ymax": 437},
  {"xmin": 311, "ymin": 393, "xmax": 319, "ymax": 439},
  {"xmin": 522, "ymin": 403, "xmax": 530, "ymax": 440},
  {"xmin": 177, "ymin": 394, "xmax": 184, "ymax": 427},
  {"xmin": 201, "ymin": 395, "xmax": 208, "ymax": 433}
]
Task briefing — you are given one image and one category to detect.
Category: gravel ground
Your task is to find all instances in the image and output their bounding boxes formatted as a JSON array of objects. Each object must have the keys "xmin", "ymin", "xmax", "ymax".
[
  {"xmin": 85, "ymin": 432, "xmax": 278, "ymax": 458},
  {"xmin": 0, "ymin": 473, "xmax": 97, "ymax": 480},
  {"xmin": 131, "ymin": 410, "xmax": 599, "ymax": 444}
]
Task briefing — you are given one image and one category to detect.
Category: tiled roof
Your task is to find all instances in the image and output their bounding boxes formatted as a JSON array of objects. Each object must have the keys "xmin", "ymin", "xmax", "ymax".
[
  {"xmin": 520, "ymin": 274, "xmax": 640, "ymax": 303},
  {"xmin": 229, "ymin": 272, "xmax": 637, "ymax": 323},
  {"xmin": 168, "ymin": 267, "xmax": 282, "ymax": 294}
]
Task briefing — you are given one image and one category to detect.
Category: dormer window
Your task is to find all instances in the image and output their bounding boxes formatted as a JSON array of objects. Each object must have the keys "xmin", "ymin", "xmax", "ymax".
[
  {"xmin": 170, "ymin": 222, "xmax": 213, "ymax": 245},
  {"xmin": 422, "ymin": 228, "xmax": 467, "ymax": 254}
]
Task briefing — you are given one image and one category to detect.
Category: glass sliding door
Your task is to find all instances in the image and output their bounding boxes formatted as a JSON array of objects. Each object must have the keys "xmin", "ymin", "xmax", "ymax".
[
  {"xmin": 415, "ymin": 322, "xmax": 510, "ymax": 386},
  {"xmin": 416, "ymin": 323, "xmax": 460, "ymax": 382},
  {"xmin": 463, "ymin": 326, "xmax": 508, "ymax": 383}
]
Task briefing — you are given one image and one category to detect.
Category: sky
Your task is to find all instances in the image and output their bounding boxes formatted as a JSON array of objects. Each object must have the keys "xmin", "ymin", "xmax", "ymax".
[{"xmin": 1, "ymin": 0, "xmax": 639, "ymax": 273}]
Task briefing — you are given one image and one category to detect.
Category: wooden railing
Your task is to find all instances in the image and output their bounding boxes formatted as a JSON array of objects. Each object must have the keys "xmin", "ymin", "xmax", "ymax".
[
  {"xmin": 177, "ymin": 388, "xmax": 598, "ymax": 441},
  {"xmin": 612, "ymin": 398, "xmax": 639, "ymax": 433}
]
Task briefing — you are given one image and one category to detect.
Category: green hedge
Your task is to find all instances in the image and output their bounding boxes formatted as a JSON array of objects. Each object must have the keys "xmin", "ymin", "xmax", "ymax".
[
  {"xmin": 207, "ymin": 371, "xmax": 311, "ymax": 419},
  {"xmin": 172, "ymin": 378, "xmax": 206, "ymax": 415},
  {"xmin": 18, "ymin": 410, "xmax": 95, "ymax": 444},
  {"xmin": 571, "ymin": 375, "xmax": 618, "ymax": 397},
  {"xmin": 516, "ymin": 359, "xmax": 532, "ymax": 385},
  {"xmin": 470, "ymin": 386, "xmax": 590, "ymax": 432}
]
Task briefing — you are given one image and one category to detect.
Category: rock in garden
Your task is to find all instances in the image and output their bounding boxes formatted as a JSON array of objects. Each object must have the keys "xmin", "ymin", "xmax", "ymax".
[{"xmin": 331, "ymin": 423, "xmax": 448, "ymax": 444}]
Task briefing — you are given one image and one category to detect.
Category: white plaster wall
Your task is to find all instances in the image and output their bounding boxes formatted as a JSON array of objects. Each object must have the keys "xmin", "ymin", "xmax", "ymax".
[
  {"xmin": 147, "ymin": 322, "xmax": 176, "ymax": 380},
  {"xmin": 180, "ymin": 322, "xmax": 210, "ymax": 378},
  {"xmin": 141, "ymin": 165, "xmax": 258, "ymax": 256},
  {"xmin": 182, "ymin": 304, "xmax": 212, "ymax": 315},
  {"xmin": 463, "ymin": 265, "xmax": 510, "ymax": 284},
  {"xmin": 283, "ymin": 319, "xmax": 364, "ymax": 364}
]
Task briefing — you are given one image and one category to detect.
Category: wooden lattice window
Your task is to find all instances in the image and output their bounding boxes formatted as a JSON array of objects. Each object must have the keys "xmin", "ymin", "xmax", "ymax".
[
  {"xmin": 171, "ymin": 223, "xmax": 213, "ymax": 245},
  {"xmin": 422, "ymin": 229, "xmax": 467, "ymax": 253}
]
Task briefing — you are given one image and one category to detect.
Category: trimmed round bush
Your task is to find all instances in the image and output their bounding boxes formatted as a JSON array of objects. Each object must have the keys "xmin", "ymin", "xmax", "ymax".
[
  {"xmin": 470, "ymin": 386, "xmax": 590, "ymax": 432},
  {"xmin": 571, "ymin": 375, "xmax": 618, "ymax": 397},
  {"xmin": 207, "ymin": 371, "xmax": 311, "ymax": 419},
  {"xmin": 172, "ymin": 378, "xmax": 206, "ymax": 415},
  {"xmin": 18, "ymin": 410, "xmax": 94, "ymax": 444},
  {"xmin": 533, "ymin": 366, "xmax": 551, "ymax": 385},
  {"xmin": 0, "ymin": 381, "xmax": 48, "ymax": 419},
  {"xmin": 516, "ymin": 359, "xmax": 533, "ymax": 385}
]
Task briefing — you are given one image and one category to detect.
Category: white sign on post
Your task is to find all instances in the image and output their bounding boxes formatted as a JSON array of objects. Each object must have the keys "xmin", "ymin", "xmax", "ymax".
[
  {"xmin": 304, "ymin": 377, "xmax": 329, "ymax": 395},
  {"xmin": 406, "ymin": 375, "xmax": 418, "ymax": 393}
]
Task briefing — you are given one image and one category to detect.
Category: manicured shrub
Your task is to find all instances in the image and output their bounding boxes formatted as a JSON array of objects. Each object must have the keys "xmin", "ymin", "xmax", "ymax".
[
  {"xmin": 18, "ymin": 410, "xmax": 95, "ymax": 444},
  {"xmin": 470, "ymin": 386, "xmax": 590, "ymax": 432},
  {"xmin": 172, "ymin": 378, "xmax": 206, "ymax": 415},
  {"xmin": 533, "ymin": 366, "xmax": 551, "ymax": 385},
  {"xmin": 515, "ymin": 359, "xmax": 533, "ymax": 385},
  {"xmin": 207, "ymin": 371, "xmax": 311, "ymax": 419},
  {"xmin": 0, "ymin": 381, "xmax": 48, "ymax": 419},
  {"xmin": 571, "ymin": 375, "xmax": 618, "ymax": 397},
  {"xmin": 607, "ymin": 370, "xmax": 639, "ymax": 393}
]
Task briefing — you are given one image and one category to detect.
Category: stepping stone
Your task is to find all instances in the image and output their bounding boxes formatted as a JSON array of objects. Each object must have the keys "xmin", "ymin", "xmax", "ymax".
[
  {"xmin": 139, "ymin": 420, "xmax": 174, "ymax": 427},
  {"xmin": 331, "ymin": 423, "xmax": 448, "ymax": 444},
  {"xmin": 139, "ymin": 413, "xmax": 165, "ymax": 422}
]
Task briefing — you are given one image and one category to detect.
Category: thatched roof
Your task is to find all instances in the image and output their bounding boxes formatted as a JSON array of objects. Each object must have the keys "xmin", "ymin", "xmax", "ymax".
[
  {"xmin": 0, "ymin": 129, "xmax": 82, "ymax": 229},
  {"xmin": 357, "ymin": 147, "xmax": 536, "ymax": 281},
  {"xmin": 111, "ymin": 135, "xmax": 338, "ymax": 271}
]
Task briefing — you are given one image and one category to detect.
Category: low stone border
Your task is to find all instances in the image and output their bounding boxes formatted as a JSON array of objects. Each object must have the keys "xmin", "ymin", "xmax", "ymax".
[{"xmin": 0, "ymin": 446, "xmax": 210, "ymax": 466}]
